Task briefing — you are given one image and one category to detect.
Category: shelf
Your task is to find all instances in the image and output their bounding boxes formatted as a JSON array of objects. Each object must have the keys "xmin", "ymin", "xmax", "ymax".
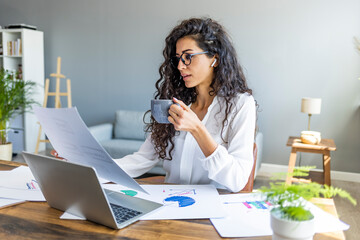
[{"xmin": 0, "ymin": 29, "xmax": 44, "ymax": 153}]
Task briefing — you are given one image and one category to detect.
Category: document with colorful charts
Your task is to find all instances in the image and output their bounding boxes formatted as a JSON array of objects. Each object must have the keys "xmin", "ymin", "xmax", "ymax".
[
  {"xmin": 102, "ymin": 184, "xmax": 226, "ymax": 220},
  {"xmin": 210, "ymin": 192, "xmax": 350, "ymax": 238},
  {"xmin": 210, "ymin": 193, "xmax": 272, "ymax": 238}
]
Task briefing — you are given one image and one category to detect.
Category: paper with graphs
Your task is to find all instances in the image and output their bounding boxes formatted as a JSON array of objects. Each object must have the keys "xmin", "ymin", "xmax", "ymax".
[
  {"xmin": 103, "ymin": 184, "xmax": 225, "ymax": 220},
  {"xmin": 210, "ymin": 193, "xmax": 350, "ymax": 238}
]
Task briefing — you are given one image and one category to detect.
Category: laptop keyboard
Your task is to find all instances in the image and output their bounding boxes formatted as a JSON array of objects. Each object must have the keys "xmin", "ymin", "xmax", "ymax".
[{"xmin": 110, "ymin": 203, "xmax": 142, "ymax": 224}]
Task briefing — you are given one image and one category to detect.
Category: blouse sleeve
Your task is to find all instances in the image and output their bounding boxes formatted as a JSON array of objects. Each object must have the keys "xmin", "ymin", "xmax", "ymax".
[
  {"xmin": 113, "ymin": 135, "xmax": 160, "ymax": 178},
  {"xmin": 199, "ymin": 95, "xmax": 256, "ymax": 192}
]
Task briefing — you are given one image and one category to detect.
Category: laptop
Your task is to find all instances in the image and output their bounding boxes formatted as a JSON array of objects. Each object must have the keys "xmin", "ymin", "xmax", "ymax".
[{"xmin": 22, "ymin": 152, "xmax": 162, "ymax": 229}]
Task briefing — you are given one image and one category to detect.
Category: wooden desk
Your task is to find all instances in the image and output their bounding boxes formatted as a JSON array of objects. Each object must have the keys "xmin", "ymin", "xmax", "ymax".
[
  {"xmin": 0, "ymin": 160, "xmax": 345, "ymax": 240},
  {"xmin": 286, "ymin": 136, "xmax": 336, "ymax": 186}
]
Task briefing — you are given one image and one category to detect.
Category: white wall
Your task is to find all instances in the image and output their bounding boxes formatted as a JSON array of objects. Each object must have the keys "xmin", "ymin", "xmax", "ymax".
[{"xmin": 0, "ymin": 0, "xmax": 359, "ymax": 173}]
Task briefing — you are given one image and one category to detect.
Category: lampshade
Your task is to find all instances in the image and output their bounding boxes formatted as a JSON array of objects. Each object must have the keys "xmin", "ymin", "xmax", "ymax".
[{"xmin": 301, "ymin": 98, "xmax": 321, "ymax": 114}]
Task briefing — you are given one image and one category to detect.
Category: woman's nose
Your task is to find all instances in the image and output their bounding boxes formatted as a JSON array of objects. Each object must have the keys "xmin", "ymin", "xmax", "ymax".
[{"xmin": 177, "ymin": 59, "xmax": 186, "ymax": 70}]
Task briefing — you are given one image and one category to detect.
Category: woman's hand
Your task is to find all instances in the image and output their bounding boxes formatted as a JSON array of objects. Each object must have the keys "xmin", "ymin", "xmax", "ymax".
[
  {"xmin": 169, "ymin": 97, "xmax": 218, "ymax": 157},
  {"xmin": 168, "ymin": 97, "xmax": 201, "ymax": 133}
]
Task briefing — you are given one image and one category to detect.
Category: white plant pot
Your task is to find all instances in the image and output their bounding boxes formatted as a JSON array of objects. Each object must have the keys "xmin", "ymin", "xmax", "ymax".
[
  {"xmin": 271, "ymin": 209, "xmax": 315, "ymax": 240},
  {"xmin": 0, "ymin": 142, "xmax": 12, "ymax": 161}
]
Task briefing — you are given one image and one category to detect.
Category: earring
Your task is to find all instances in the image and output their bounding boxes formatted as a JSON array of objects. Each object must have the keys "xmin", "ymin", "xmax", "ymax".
[{"xmin": 211, "ymin": 59, "xmax": 217, "ymax": 67}]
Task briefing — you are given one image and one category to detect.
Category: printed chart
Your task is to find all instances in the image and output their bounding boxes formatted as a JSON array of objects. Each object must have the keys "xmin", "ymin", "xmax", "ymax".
[
  {"xmin": 210, "ymin": 193, "xmax": 272, "ymax": 238},
  {"xmin": 211, "ymin": 193, "xmax": 350, "ymax": 238},
  {"xmin": 26, "ymin": 179, "xmax": 39, "ymax": 190},
  {"xmin": 163, "ymin": 188, "xmax": 196, "ymax": 207},
  {"xmin": 241, "ymin": 201, "xmax": 271, "ymax": 209},
  {"xmin": 223, "ymin": 200, "xmax": 271, "ymax": 212},
  {"xmin": 102, "ymin": 184, "xmax": 225, "ymax": 220}
]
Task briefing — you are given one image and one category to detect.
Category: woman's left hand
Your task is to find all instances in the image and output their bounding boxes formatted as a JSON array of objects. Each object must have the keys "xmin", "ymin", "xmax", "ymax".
[{"xmin": 168, "ymin": 97, "xmax": 201, "ymax": 133}]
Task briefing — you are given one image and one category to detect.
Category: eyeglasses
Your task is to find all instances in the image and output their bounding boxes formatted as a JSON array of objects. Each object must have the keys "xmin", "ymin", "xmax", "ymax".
[{"xmin": 170, "ymin": 51, "xmax": 208, "ymax": 67}]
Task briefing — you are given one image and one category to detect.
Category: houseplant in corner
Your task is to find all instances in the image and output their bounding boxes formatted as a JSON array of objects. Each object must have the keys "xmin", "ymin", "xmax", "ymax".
[
  {"xmin": 0, "ymin": 67, "xmax": 37, "ymax": 160},
  {"xmin": 260, "ymin": 166, "xmax": 356, "ymax": 240}
]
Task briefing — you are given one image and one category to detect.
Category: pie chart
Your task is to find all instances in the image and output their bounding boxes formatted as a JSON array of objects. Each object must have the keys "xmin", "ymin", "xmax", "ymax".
[{"xmin": 163, "ymin": 196, "xmax": 195, "ymax": 207}]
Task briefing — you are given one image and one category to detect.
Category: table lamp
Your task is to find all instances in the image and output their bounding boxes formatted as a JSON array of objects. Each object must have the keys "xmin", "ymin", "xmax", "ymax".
[{"xmin": 301, "ymin": 98, "xmax": 322, "ymax": 144}]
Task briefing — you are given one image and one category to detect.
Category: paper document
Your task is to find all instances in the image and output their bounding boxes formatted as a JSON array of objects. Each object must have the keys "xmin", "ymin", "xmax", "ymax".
[
  {"xmin": 0, "ymin": 166, "xmax": 40, "ymax": 189},
  {"xmin": 0, "ymin": 166, "xmax": 45, "ymax": 201},
  {"xmin": 34, "ymin": 107, "xmax": 147, "ymax": 194},
  {"xmin": 210, "ymin": 193, "xmax": 272, "ymax": 237},
  {"xmin": 103, "ymin": 184, "xmax": 226, "ymax": 220},
  {"xmin": 0, "ymin": 198, "xmax": 25, "ymax": 209},
  {"xmin": 309, "ymin": 200, "xmax": 349, "ymax": 232},
  {"xmin": 0, "ymin": 187, "xmax": 45, "ymax": 201},
  {"xmin": 210, "ymin": 193, "xmax": 350, "ymax": 238}
]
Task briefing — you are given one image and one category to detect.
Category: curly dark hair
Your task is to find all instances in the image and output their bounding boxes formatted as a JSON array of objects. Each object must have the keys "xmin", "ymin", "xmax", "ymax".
[{"xmin": 145, "ymin": 17, "xmax": 252, "ymax": 160}]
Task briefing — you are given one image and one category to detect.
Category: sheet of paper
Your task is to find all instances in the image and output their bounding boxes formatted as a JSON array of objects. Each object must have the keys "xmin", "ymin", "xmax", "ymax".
[
  {"xmin": 34, "ymin": 107, "xmax": 147, "ymax": 194},
  {"xmin": 307, "ymin": 201, "xmax": 349, "ymax": 232},
  {"xmin": 210, "ymin": 193, "xmax": 350, "ymax": 238},
  {"xmin": 210, "ymin": 193, "xmax": 272, "ymax": 237},
  {"xmin": 0, "ymin": 166, "xmax": 45, "ymax": 201},
  {"xmin": 0, "ymin": 166, "xmax": 40, "ymax": 189},
  {"xmin": 0, "ymin": 198, "xmax": 26, "ymax": 209},
  {"xmin": 0, "ymin": 186, "xmax": 45, "ymax": 201},
  {"xmin": 103, "ymin": 184, "xmax": 226, "ymax": 220}
]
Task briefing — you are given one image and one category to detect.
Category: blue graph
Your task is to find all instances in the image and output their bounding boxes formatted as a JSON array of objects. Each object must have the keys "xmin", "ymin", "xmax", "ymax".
[{"xmin": 163, "ymin": 196, "xmax": 195, "ymax": 207}]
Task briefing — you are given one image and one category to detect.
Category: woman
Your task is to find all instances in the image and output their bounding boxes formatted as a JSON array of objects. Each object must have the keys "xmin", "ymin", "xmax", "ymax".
[{"xmin": 115, "ymin": 17, "xmax": 256, "ymax": 192}]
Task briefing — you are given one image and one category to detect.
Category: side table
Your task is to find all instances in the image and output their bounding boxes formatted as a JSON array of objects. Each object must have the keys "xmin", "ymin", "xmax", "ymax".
[{"xmin": 286, "ymin": 136, "xmax": 336, "ymax": 186}]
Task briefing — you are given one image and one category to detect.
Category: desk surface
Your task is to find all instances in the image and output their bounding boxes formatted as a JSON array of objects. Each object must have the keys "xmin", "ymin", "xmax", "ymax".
[{"xmin": 0, "ymin": 160, "xmax": 345, "ymax": 240}]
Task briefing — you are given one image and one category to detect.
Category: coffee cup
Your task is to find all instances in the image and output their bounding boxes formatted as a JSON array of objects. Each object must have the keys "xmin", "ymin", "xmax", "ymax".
[{"xmin": 151, "ymin": 99, "xmax": 174, "ymax": 124}]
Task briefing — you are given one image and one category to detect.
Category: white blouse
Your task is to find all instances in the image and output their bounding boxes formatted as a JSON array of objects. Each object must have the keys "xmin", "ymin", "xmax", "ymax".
[{"xmin": 114, "ymin": 93, "xmax": 256, "ymax": 192}]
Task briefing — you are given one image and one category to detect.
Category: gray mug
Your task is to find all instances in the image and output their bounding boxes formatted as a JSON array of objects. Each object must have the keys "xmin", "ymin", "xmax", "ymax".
[{"xmin": 151, "ymin": 99, "xmax": 174, "ymax": 124}]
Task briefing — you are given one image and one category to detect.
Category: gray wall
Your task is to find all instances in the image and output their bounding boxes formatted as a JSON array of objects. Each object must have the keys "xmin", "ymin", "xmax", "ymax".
[{"xmin": 1, "ymin": 0, "xmax": 359, "ymax": 173}]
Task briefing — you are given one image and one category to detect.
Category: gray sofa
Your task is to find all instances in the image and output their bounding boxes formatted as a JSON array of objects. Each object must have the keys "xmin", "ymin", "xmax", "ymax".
[{"xmin": 89, "ymin": 109, "xmax": 263, "ymax": 176}]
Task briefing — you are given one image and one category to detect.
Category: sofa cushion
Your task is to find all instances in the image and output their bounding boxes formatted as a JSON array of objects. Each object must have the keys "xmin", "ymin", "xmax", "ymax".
[
  {"xmin": 114, "ymin": 110, "xmax": 149, "ymax": 140},
  {"xmin": 101, "ymin": 139, "xmax": 144, "ymax": 159}
]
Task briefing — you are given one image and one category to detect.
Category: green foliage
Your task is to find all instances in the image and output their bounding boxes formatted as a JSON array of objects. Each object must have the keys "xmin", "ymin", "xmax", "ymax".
[
  {"xmin": 260, "ymin": 166, "xmax": 357, "ymax": 221},
  {"xmin": 272, "ymin": 206, "xmax": 314, "ymax": 222},
  {"xmin": 268, "ymin": 166, "xmax": 317, "ymax": 181},
  {"xmin": 0, "ymin": 68, "xmax": 37, "ymax": 144}
]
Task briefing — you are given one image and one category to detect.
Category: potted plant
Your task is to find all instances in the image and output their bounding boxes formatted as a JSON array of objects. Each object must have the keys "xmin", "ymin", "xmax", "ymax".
[
  {"xmin": 0, "ymin": 67, "xmax": 37, "ymax": 160},
  {"xmin": 260, "ymin": 166, "xmax": 357, "ymax": 240}
]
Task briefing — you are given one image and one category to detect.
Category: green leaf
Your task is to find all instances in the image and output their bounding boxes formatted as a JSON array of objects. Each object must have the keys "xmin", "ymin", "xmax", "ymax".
[
  {"xmin": 0, "ymin": 67, "xmax": 38, "ymax": 144},
  {"xmin": 281, "ymin": 206, "xmax": 314, "ymax": 221}
]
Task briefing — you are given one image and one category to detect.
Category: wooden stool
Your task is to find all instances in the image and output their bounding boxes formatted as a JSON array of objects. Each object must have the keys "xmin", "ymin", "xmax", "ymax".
[{"xmin": 286, "ymin": 136, "xmax": 336, "ymax": 186}]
